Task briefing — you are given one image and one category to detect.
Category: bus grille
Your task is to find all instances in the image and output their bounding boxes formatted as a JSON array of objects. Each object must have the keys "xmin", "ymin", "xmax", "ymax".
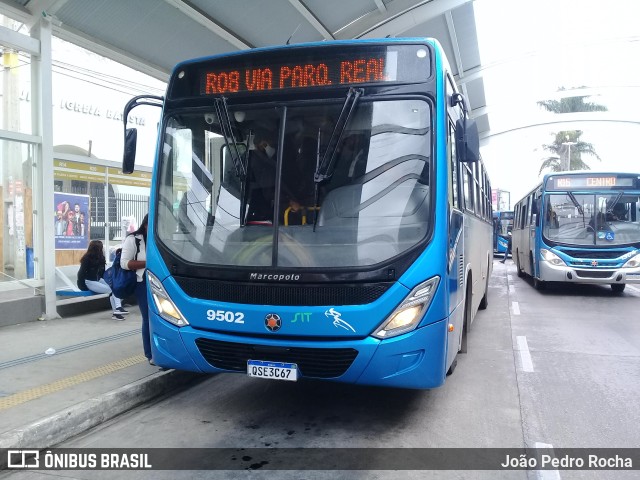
[
  {"xmin": 574, "ymin": 270, "xmax": 613, "ymax": 279},
  {"xmin": 562, "ymin": 250, "xmax": 627, "ymax": 260},
  {"xmin": 194, "ymin": 338, "xmax": 358, "ymax": 378},
  {"xmin": 174, "ymin": 276, "xmax": 391, "ymax": 306}
]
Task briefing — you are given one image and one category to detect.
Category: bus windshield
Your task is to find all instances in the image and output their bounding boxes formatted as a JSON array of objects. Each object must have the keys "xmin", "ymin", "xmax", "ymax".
[
  {"xmin": 156, "ymin": 98, "xmax": 432, "ymax": 268},
  {"xmin": 544, "ymin": 192, "xmax": 640, "ymax": 246},
  {"xmin": 494, "ymin": 211, "xmax": 513, "ymax": 236}
]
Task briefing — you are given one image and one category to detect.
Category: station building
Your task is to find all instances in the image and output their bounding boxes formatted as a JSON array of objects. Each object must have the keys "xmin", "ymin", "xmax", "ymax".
[{"xmin": 1, "ymin": 13, "xmax": 164, "ymax": 324}]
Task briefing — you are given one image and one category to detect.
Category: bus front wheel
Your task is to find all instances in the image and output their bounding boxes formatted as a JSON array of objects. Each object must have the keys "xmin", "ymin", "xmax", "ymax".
[
  {"xmin": 515, "ymin": 251, "xmax": 523, "ymax": 277},
  {"xmin": 478, "ymin": 260, "xmax": 490, "ymax": 310},
  {"xmin": 446, "ymin": 358, "xmax": 458, "ymax": 376},
  {"xmin": 459, "ymin": 282, "xmax": 472, "ymax": 354},
  {"xmin": 533, "ymin": 277, "xmax": 546, "ymax": 290},
  {"xmin": 611, "ymin": 283, "xmax": 626, "ymax": 293}
]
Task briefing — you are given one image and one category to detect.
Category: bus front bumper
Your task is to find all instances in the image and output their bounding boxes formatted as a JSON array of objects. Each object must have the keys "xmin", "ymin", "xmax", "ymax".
[
  {"xmin": 149, "ymin": 312, "xmax": 450, "ymax": 389},
  {"xmin": 538, "ymin": 260, "xmax": 640, "ymax": 285}
]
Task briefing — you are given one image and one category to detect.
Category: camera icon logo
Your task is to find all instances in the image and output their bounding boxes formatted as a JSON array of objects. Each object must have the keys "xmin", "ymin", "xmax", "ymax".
[{"xmin": 7, "ymin": 450, "xmax": 39, "ymax": 468}]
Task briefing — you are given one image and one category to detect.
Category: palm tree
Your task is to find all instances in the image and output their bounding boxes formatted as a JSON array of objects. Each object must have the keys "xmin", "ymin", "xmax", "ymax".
[
  {"xmin": 537, "ymin": 89, "xmax": 606, "ymax": 175},
  {"xmin": 538, "ymin": 130, "xmax": 601, "ymax": 174}
]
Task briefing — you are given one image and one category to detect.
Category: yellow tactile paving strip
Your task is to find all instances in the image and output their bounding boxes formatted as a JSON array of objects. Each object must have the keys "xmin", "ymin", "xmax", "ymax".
[{"xmin": 0, "ymin": 354, "xmax": 147, "ymax": 411}]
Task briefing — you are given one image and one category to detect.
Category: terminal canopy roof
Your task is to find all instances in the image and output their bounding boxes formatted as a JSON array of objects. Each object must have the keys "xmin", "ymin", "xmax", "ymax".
[{"xmin": 1, "ymin": 0, "xmax": 488, "ymax": 134}]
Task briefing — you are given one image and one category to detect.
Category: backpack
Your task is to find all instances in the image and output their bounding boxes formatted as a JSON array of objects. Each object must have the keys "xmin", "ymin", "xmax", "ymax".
[{"xmin": 103, "ymin": 237, "xmax": 140, "ymax": 298}]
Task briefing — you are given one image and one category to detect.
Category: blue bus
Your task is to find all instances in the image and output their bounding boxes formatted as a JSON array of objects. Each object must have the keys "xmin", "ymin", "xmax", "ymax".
[
  {"xmin": 493, "ymin": 210, "xmax": 514, "ymax": 254},
  {"xmin": 122, "ymin": 38, "xmax": 493, "ymax": 389},
  {"xmin": 512, "ymin": 171, "xmax": 640, "ymax": 292}
]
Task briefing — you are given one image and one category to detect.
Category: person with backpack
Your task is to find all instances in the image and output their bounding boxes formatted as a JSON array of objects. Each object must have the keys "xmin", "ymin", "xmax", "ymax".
[
  {"xmin": 120, "ymin": 214, "xmax": 153, "ymax": 365},
  {"xmin": 77, "ymin": 240, "xmax": 128, "ymax": 320}
]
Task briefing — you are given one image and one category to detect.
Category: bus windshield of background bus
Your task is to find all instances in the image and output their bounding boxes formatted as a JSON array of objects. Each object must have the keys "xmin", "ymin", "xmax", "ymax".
[
  {"xmin": 543, "ymin": 193, "xmax": 640, "ymax": 246},
  {"xmin": 156, "ymin": 99, "xmax": 432, "ymax": 268}
]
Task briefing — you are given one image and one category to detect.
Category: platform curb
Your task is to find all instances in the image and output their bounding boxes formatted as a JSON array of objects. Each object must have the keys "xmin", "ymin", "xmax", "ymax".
[{"xmin": 0, "ymin": 369, "xmax": 203, "ymax": 453}]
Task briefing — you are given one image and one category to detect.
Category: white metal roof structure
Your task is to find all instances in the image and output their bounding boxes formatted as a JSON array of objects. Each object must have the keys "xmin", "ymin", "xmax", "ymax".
[{"xmin": 0, "ymin": 0, "xmax": 490, "ymax": 134}]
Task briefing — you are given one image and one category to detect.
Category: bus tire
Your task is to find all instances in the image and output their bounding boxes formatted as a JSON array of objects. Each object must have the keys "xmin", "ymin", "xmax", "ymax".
[
  {"xmin": 533, "ymin": 276, "xmax": 545, "ymax": 290},
  {"xmin": 446, "ymin": 358, "xmax": 457, "ymax": 376},
  {"xmin": 515, "ymin": 251, "xmax": 523, "ymax": 277},
  {"xmin": 478, "ymin": 260, "xmax": 490, "ymax": 310},
  {"xmin": 459, "ymin": 281, "xmax": 472, "ymax": 354},
  {"xmin": 611, "ymin": 283, "xmax": 625, "ymax": 293}
]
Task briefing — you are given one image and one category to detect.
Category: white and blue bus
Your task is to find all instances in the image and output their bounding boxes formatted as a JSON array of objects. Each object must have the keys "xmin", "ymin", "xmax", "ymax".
[
  {"xmin": 493, "ymin": 210, "xmax": 514, "ymax": 254},
  {"xmin": 122, "ymin": 38, "xmax": 493, "ymax": 389},
  {"xmin": 512, "ymin": 171, "xmax": 640, "ymax": 292}
]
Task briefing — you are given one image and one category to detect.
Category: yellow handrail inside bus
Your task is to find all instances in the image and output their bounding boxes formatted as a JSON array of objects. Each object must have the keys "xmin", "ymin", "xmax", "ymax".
[{"xmin": 284, "ymin": 206, "xmax": 321, "ymax": 226}]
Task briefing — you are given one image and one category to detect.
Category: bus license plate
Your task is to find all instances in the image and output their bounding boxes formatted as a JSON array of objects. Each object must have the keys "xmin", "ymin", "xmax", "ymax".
[{"xmin": 247, "ymin": 360, "xmax": 298, "ymax": 381}]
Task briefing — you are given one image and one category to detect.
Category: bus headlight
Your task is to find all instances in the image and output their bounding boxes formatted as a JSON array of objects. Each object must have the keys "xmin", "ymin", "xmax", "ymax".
[
  {"xmin": 623, "ymin": 253, "xmax": 640, "ymax": 268},
  {"xmin": 372, "ymin": 277, "xmax": 439, "ymax": 339},
  {"xmin": 540, "ymin": 249, "xmax": 565, "ymax": 266},
  {"xmin": 147, "ymin": 271, "xmax": 189, "ymax": 327}
]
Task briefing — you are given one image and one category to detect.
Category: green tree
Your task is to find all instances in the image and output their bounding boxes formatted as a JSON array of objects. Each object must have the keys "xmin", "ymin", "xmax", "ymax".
[
  {"xmin": 537, "ymin": 89, "xmax": 606, "ymax": 175},
  {"xmin": 538, "ymin": 130, "xmax": 601, "ymax": 174}
]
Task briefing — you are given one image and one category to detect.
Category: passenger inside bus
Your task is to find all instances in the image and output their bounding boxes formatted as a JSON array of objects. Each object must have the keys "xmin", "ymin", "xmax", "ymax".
[
  {"xmin": 546, "ymin": 203, "xmax": 560, "ymax": 229},
  {"xmin": 607, "ymin": 203, "xmax": 628, "ymax": 222},
  {"xmin": 281, "ymin": 118, "xmax": 319, "ymax": 224},
  {"xmin": 588, "ymin": 212, "xmax": 611, "ymax": 232},
  {"xmin": 246, "ymin": 130, "xmax": 278, "ymax": 223}
]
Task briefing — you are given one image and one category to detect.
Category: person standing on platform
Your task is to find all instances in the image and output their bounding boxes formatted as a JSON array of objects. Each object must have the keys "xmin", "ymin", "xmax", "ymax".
[
  {"xmin": 121, "ymin": 214, "xmax": 153, "ymax": 365},
  {"xmin": 77, "ymin": 240, "xmax": 128, "ymax": 320}
]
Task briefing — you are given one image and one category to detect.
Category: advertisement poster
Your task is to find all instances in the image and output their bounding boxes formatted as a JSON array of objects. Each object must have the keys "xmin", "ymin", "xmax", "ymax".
[{"xmin": 54, "ymin": 192, "xmax": 90, "ymax": 250}]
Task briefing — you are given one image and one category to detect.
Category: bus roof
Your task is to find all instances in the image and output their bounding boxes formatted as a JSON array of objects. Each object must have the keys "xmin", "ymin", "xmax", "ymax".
[{"xmin": 171, "ymin": 37, "xmax": 443, "ymax": 73}]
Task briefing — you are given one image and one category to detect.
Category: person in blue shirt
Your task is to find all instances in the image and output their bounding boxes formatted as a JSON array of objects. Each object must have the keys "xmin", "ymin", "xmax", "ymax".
[{"xmin": 500, "ymin": 232, "xmax": 512, "ymax": 263}]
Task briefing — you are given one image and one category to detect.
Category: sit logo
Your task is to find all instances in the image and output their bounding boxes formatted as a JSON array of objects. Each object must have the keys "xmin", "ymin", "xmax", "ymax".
[{"xmin": 292, "ymin": 312, "xmax": 311, "ymax": 323}]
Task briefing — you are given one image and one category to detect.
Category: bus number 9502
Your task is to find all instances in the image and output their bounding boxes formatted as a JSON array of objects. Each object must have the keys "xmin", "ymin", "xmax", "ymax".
[{"xmin": 206, "ymin": 309, "xmax": 245, "ymax": 324}]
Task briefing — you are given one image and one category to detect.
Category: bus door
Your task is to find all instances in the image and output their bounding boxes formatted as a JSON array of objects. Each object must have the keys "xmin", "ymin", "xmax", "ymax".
[
  {"xmin": 447, "ymin": 208, "xmax": 465, "ymax": 359},
  {"xmin": 492, "ymin": 213, "xmax": 499, "ymax": 252},
  {"xmin": 519, "ymin": 196, "xmax": 533, "ymax": 275},
  {"xmin": 527, "ymin": 195, "xmax": 540, "ymax": 276}
]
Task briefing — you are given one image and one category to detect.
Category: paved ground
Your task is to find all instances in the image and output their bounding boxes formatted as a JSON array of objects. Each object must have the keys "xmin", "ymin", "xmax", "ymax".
[{"xmin": 0, "ymin": 305, "xmax": 202, "ymax": 451}]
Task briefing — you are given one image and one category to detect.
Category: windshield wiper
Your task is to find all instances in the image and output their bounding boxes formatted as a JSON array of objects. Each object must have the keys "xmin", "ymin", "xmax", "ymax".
[
  {"xmin": 214, "ymin": 97, "xmax": 249, "ymax": 225},
  {"xmin": 607, "ymin": 192, "xmax": 624, "ymax": 214},
  {"xmin": 312, "ymin": 87, "xmax": 363, "ymax": 230},
  {"xmin": 314, "ymin": 87, "xmax": 363, "ymax": 185},
  {"xmin": 239, "ymin": 130, "xmax": 253, "ymax": 226},
  {"xmin": 567, "ymin": 192, "xmax": 584, "ymax": 216}
]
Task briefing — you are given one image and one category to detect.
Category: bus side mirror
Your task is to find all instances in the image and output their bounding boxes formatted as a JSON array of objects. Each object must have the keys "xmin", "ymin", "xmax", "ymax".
[
  {"xmin": 455, "ymin": 118, "xmax": 480, "ymax": 163},
  {"xmin": 123, "ymin": 128, "xmax": 138, "ymax": 174},
  {"xmin": 121, "ymin": 94, "xmax": 163, "ymax": 174}
]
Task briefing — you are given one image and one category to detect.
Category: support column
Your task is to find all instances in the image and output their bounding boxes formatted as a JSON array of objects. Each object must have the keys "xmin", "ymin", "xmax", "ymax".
[{"xmin": 31, "ymin": 18, "xmax": 58, "ymax": 319}]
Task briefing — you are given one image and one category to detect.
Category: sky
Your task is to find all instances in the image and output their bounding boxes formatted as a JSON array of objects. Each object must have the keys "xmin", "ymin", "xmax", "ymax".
[{"xmin": 473, "ymin": 0, "xmax": 640, "ymax": 206}]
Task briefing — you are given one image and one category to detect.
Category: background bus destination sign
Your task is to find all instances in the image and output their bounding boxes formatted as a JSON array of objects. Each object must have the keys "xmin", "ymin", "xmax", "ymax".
[
  {"xmin": 197, "ymin": 45, "xmax": 430, "ymax": 95},
  {"xmin": 548, "ymin": 174, "xmax": 637, "ymax": 190}
]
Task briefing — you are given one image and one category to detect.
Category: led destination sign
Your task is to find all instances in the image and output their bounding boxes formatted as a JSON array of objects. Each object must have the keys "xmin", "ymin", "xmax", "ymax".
[
  {"xmin": 204, "ymin": 56, "xmax": 388, "ymax": 94},
  {"xmin": 547, "ymin": 174, "xmax": 637, "ymax": 190},
  {"xmin": 169, "ymin": 45, "xmax": 431, "ymax": 98}
]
